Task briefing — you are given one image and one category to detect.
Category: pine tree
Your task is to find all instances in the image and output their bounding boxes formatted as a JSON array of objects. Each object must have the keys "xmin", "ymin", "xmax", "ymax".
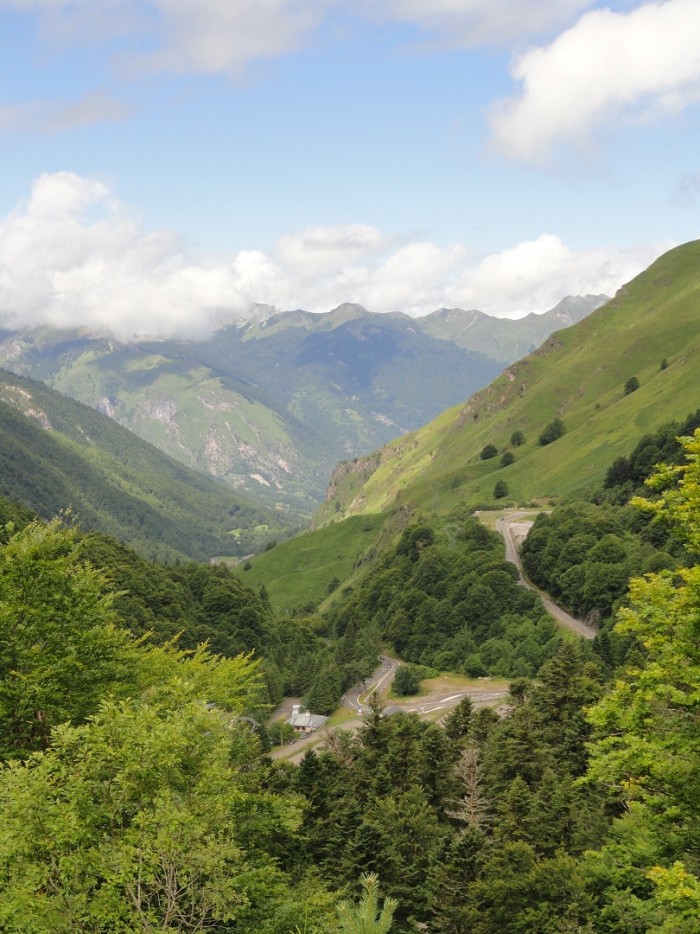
[
  {"xmin": 444, "ymin": 695, "xmax": 473, "ymax": 740},
  {"xmin": 336, "ymin": 873, "xmax": 397, "ymax": 934}
]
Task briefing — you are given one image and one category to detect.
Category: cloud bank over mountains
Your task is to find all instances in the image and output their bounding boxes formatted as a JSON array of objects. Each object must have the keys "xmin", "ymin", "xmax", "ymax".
[{"xmin": 0, "ymin": 172, "xmax": 667, "ymax": 340}]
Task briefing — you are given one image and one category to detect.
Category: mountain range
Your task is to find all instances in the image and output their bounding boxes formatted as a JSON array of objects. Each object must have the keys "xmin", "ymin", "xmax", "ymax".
[
  {"xmin": 0, "ymin": 243, "xmax": 697, "ymax": 574},
  {"xmin": 0, "ymin": 295, "xmax": 605, "ymax": 516}
]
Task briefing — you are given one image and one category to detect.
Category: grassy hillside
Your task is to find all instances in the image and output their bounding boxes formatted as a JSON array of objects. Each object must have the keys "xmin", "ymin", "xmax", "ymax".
[
  {"xmin": 316, "ymin": 241, "xmax": 700, "ymax": 522},
  {"xmin": 233, "ymin": 513, "xmax": 387, "ymax": 614},
  {"xmin": 0, "ymin": 370, "xmax": 295, "ymax": 562}
]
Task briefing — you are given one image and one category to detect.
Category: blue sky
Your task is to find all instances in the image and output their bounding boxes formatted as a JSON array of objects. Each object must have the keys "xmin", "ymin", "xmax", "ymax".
[{"xmin": 0, "ymin": 0, "xmax": 699, "ymax": 338}]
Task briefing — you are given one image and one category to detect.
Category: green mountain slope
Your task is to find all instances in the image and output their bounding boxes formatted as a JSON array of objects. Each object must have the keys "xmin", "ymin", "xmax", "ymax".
[
  {"xmin": 0, "ymin": 370, "xmax": 294, "ymax": 561},
  {"xmin": 0, "ymin": 309, "xmax": 501, "ymax": 515},
  {"xmin": 0, "ymin": 299, "xmax": 603, "ymax": 517},
  {"xmin": 234, "ymin": 513, "xmax": 387, "ymax": 614},
  {"xmin": 316, "ymin": 241, "xmax": 700, "ymax": 522}
]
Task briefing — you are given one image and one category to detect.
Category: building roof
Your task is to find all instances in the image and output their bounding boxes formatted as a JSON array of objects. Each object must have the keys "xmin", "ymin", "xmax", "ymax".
[{"xmin": 287, "ymin": 709, "xmax": 328, "ymax": 730}]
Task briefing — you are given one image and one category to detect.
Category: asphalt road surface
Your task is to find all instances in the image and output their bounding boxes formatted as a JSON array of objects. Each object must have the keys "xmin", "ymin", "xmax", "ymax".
[
  {"xmin": 495, "ymin": 510, "xmax": 597, "ymax": 640},
  {"xmin": 342, "ymin": 656, "xmax": 399, "ymax": 715},
  {"xmin": 270, "ymin": 660, "xmax": 509, "ymax": 763}
]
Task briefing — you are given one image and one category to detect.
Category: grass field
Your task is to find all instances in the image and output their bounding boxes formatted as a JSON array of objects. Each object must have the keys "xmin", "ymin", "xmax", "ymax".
[{"xmin": 234, "ymin": 513, "xmax": 387, "ymax": 613}]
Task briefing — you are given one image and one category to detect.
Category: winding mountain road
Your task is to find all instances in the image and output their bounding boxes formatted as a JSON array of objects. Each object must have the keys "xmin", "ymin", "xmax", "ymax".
[
  {"xmin": 270, "ymin": 658, "xmax": 509, "ymax": 763},
  {"xmin": 342, "ymin": 656, "xmax": 399, "ymax": 715},
  {"xmin": 495, "ymin": 510, "xmax": 597, "ymax": 640},
  {"xmin": 269, "ymin": 510, "xmax": 597, "ymax": 763}
]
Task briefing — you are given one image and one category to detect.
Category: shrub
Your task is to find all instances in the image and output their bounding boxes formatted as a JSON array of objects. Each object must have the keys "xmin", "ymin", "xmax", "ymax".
[
  {"xmin": 624, "ymin": 376, "xmax": 640, "ymax": 395},
  {"xmin": 539, "ymin": 418, "xmax": 565, "ymax": 446},
  {"xmin": 480, "ymin": 444, "xmax": 498, "ymax": 460},
  {"xmin": 500, "ymin": 452, "xmax": 515, "ymax": 467},
  {"xmin": 393, "ymin": 665, "xmax": 421, "ymax": 696},
  {"xmin": 493, "ymin": 480, "xmax": 509, "ymax": 499},
  {"xmin": 510, "ymin": 430, "xmax": 525, "ymax": 447}
]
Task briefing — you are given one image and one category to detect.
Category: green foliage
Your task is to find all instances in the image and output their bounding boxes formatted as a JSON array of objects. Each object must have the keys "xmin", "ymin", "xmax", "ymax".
[
  {"xmin": 480, "ymin": 443, "xmax": 498, "ymax": 460},
  {"xmin": 601, "ymin": 410, "xmax": 700, "ymax": 503},
  {"xmin": 329, "ymin": 512, "xmax": 560, "ymax": 680},
  {"xmin": 0, "ymin": 518, "xmax": 139, "ymax": 759},
  {"xmin": 0, "ymin": 661, "xmax": 330, "ymax": 932},
  {"xmin": 0, "ymin": 516, "xmax": 342, "ymax": 933},
  {"xmin": 582, "ymin": 431, "xmax": 700, "ymax": 929},
  {"xmin": 510, "ymin": 430, "xmax": 525, "ymax": 447},
  {"xmin": 0, "ymin": 497, "xmax": 35, "ymax": 541},
  {"xmin": 393, "ymin": 665, "xmax": 421, "ymax": 697},
  {"xmin": 336, "ymin": 873, "xmax": 397, "ymax": 934},
  {"xmin": 500, "ymin": 451, "xmax": 515, "ymax": 467},
  {"xmin": 292, "ymin": 642, "xmax": 609, "ymax": 931},
  {"xmin": 538, "ymin": 417, "xmax": 565, "ymax": 446},
  {"xmin": 493, "ymin": 480, "xmax": 509, "ymax": 499},
  {"xmin": 520, "ymin": 500, "xmax": 681, "ymax": 644},
  {"xmin": 305, "ymin": 666, "xmax": 342, "ymax": 714},
  {"xmin": 443, "ymin": 695, "xmax": 473, "ymax": 740},
  {"xmin": 268, "ymin": 719, "xmax": 296, "ymax": 746},
  {"xmin": 624, "ymin": 375, "xmax": 640, "ymax": 394}
]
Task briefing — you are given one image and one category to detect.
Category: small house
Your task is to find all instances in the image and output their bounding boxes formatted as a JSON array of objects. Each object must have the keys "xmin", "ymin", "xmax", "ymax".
[{"xmin": 287, "ymin": 704, "xmax": 328, "ymax": 734}]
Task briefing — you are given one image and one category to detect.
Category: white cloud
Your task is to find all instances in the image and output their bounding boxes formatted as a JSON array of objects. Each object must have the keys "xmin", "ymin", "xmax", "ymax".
[
  {"xmin": 0, "ymin": 173, "xmax": 670, "ymax": 339},
  {"xmin": 368, "ymin": 0, "xmax": 596, "ymax": 47},
  {"xmin": 443, "ymin": 234, "xmax": 669, "ymax": 317},
  {"xmin": 0, "ymin": 92, "xmax": 130, "ymax": 136},
  {"xmin": 491, "ymin": 0, "xmax": 700, "ymax": 162},
  {"xmin": 274, "ymin": 225, "xmax": 387, "ymax": 274},
  {"xmin": 1, "ymin": 0, "xmax": 331, "ymax": 75},
  {"xmin": 1, "ymin": 0, "xmax": 599, "ymax": 82},
  {"xmin": 141, "ymin": 0, "xmax": 331, "ymax": 75}
]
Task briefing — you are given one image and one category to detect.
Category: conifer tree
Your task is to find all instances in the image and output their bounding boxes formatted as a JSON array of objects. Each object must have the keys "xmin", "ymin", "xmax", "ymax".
[{"xmin": 336, "ymin": 873, "xmax": 397, "ymax": 934}]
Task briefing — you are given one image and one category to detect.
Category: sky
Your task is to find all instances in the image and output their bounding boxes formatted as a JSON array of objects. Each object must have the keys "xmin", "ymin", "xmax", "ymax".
[{"xmin": 0, "ymin": 0, "xmax": 699, "ymax": 339}]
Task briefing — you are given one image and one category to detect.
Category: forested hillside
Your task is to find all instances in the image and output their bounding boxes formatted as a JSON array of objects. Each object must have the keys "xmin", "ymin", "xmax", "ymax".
[
  {"xmin": 0, "ymin": 244, "xmax": 699, "ymax": 929},
  {"xmin": 0, "ymin": 431, "xmax": 698, "ymax": 930},
  {"xmin": 0, "ymin": 369, "xmax": 295, "ymax": 561}
]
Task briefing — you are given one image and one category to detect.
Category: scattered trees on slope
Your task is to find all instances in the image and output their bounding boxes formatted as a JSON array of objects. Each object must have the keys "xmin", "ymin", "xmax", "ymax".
[{"xmin": 538, "ymin": 417, "xmax": 565, "ymax": 446}]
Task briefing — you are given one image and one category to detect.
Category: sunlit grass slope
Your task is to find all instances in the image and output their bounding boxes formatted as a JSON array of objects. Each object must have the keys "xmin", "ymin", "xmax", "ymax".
[
  {"xmin": 318, "ymin": 240, "xmax": 700, "ymax": 520},
  {"xmin": 234, "ymin": 513, "xmax": 387, "ymax": 614}
]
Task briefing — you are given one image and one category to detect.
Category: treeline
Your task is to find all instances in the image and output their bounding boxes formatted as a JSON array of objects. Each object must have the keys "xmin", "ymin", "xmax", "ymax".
[
  {"xmin": 0, "ymin": 502, "xmax": 374, "ymax": 721},
  {"xmin": 289, "ymin": 644, "xmax": 609, "ymax": 932},
  {"xmin": 599, "ymin": 408, "xmax": 700, "ymax": 504}
]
